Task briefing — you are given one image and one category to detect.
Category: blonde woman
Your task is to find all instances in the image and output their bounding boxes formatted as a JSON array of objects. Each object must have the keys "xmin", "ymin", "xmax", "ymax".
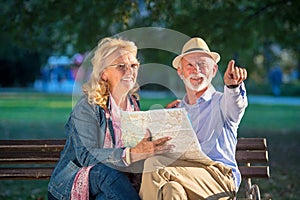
[{"xmin": 48, "ymin": 37, "xmax": 173, "ymax": 200}]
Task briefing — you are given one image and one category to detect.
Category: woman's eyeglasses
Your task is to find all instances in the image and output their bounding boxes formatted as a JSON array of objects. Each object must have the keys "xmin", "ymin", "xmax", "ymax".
[{"xmin": 109, "ymin": 63, "xmax": 140, "ymax": 71}]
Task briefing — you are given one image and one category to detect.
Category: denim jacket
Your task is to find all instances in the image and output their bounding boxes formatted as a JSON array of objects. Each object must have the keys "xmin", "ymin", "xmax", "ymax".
[{"xmin": 48, "ymin": 94, "xmax": 139, "ymax": 200}]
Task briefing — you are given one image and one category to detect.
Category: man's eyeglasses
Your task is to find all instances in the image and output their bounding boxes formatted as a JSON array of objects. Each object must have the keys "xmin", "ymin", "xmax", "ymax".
[
  {"xmin": 109, "ymin": 63, "xmax": 140, "ymax": 72},
  {"xmin": 185, "ymin": 62, "xmax": 209, "ymax": 71}
]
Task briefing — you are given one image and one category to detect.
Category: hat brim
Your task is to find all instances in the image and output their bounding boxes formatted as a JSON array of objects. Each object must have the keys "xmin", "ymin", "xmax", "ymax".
[{"xmin": 172, "ymin": 50, "xmax": 220, "ymax": 69}]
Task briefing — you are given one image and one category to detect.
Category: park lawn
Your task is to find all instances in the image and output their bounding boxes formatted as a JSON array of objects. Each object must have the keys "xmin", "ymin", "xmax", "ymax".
[{"xmin": 0, "ymin": 92, "xmax": 299, "ymax": 199}]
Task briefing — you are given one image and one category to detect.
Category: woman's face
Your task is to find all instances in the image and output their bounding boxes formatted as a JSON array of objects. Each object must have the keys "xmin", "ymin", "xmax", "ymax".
[{"xmin": 102, "ymin": 50, "xmax": 139, "ymax": 94}]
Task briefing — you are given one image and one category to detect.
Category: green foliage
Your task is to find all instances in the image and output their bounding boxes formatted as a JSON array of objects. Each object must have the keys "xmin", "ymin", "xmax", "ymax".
[
  {"xmin": 1, "ymin": 0, "xmax": 299, "ymax": 87},
  {"xmin": 2, "ymin": 0, "xmax": 132, "ymax": 53},
  {"xmin": 246, "ymin": 80, "xmax": 300, "ymax": 96},
  {"xmin": 2, "ymin": 0, "xmax": 299, "ymax": 55}
]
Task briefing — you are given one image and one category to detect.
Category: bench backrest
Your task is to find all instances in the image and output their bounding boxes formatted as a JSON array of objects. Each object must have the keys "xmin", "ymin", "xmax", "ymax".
[
  {"xmin": 0, "ymin": 138, "xmax": 269, "ymax": 180},
  {"xmin": 236, "ymin": 138, "xmax": 269, "ymax": 179}
]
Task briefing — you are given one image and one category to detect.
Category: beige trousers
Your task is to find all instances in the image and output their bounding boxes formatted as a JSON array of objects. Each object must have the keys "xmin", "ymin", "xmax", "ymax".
[{"xmin": 139, "ymin": 156, "xmax": 236, "ymax": 200}]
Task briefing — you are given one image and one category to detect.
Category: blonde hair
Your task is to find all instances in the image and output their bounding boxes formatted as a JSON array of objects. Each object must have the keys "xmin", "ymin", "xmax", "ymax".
[{"xmin": 82, "ymin": 37, "xmax": 139, "ymax": 108}]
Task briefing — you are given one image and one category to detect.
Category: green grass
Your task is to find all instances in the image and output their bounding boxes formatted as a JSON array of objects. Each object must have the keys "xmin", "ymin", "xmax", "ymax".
[
  {"xmin": 0, "ymin": 92, "xmax": 299, "ymax": 199},
  {"xmin": 0, "ymin": 92, "xmax": 72, "ymax": 139},
  {"xmin": 240, "ymin": 104, "xmax": 300, "ymax": 133}
]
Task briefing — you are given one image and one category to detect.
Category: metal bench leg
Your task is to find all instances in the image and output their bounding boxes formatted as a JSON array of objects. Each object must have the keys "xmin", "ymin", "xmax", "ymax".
[
  {"xmin": 245, "ymin": 177, "xmax": 261, "ymax": 200},
  {"xmin": 245, "ymin": 177, "xmax": 252, "ymax": 199},
  {"xmin": 244, "ymin": 162, "xmax": 261, "ymax": 200},
  {"xmin": 250, "ymin": 184, "xmax": 261, "ymax": 200}
]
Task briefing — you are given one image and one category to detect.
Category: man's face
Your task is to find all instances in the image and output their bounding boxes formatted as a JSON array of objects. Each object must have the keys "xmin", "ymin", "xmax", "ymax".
[{"xmin": 177, "ymin": 53, "xmax": 217, "ymax": 92}]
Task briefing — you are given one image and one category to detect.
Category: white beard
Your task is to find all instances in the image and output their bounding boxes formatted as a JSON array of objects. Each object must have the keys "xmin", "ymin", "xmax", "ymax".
[{"xmin": 181, "ymin": 73, "xmax": 212, "ymax": 92}]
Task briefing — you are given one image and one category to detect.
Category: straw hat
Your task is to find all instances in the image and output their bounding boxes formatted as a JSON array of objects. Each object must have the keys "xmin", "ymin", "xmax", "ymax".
[{"xmin": 172, "ymin": 37, "xmax": 220, "ymax": 69}]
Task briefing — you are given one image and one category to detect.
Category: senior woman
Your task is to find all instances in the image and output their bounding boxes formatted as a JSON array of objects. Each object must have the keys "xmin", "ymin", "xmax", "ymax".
[{"xmin": 48, "ymin": 37, "xmax": 173, "ymax": 200}]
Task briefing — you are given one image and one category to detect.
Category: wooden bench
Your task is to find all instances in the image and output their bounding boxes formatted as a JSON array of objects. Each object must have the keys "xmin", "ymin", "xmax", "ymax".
[
  {"xmin": 236, "ymin": 138, "xmax": 269, "ymax": 200},
  {"xmin": 0, "ymin": 138, "xmax": 269, "ymax": 200}
]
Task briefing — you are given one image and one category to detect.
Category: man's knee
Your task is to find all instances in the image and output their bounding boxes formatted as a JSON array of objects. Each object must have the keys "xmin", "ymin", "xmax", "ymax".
[
  {"xmin": 162, "ymin": 181, "xmax": 187, "ymax": 200},
  {"xmin": 143, "ymin": 156, "xmax": 163, "ymax": 172},
  {"xmin": 143, "ymin": 156, "xmax": 176, "ymax": 172}
]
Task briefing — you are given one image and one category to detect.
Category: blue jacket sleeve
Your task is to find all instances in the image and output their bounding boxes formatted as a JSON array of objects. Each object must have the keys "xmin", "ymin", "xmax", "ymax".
[{"xmin": 70, "ymin": 96, "xmax": 126, "ymax": 167}]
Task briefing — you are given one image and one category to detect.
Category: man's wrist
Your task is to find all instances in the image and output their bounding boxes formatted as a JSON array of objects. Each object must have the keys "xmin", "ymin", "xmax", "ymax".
[{"xmin": 226, "ymin": 84, "xmax": 239, "ymax": 89}]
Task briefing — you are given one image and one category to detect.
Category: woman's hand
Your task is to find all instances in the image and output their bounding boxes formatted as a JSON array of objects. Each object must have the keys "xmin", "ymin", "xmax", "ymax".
[{"xmin": 130, "ymin": 129, "xmax": 174, "ymax": 163}]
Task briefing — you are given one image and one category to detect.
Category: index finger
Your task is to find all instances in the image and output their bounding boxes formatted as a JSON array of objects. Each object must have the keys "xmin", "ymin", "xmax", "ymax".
[
  {"xmin": 152, "ymin": 136, "xmax": 172, "ymax": 146},
  {"xmin": 225, "ymin": 60, "xmax": 235, "ymax": 74}
]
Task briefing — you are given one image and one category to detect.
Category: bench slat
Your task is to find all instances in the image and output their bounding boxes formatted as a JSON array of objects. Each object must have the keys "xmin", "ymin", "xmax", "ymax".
[
  {"xmin": 0, "ymin": 168, "xmax": 53, "ymax": 180},
  {"xmin": 0, "ymin": 138, "xmax": 269, "ymax": 180},
  {"xmin": 0, "ymin": 166, "xmax": 270, "ymax": 180},
  {"xmin": 236, "ymin": 150, "xmax": 268, "ymax": 163},
  {"xmin": 0, "ymin": 139, "xmax": 65, "ymax": 146},
  {"xmin": 0, "ymin": 141, "xmax": 65, "ymax": 152},
  {"xmin": 236, "ymin": 138, "xmax": 267, "ymax": 150},
  {"xmin": 0, "ymin": 158, "xmax": 59, "ymax": 164},
  {"xmin": 0, "ymin": 146, "xmax": 64, "ymax": 152},
  {"xmin": 239, "ymin": 166, "xmax": 270, "ymax": 178},
  {"xmin": 0, "ymin": 167, "xmax": 270, "ymax": 180},
  {"xmin": 0, "ymin": 138, "xmax": 266, "ymax": 150},
  {"xmin": 0, "ymin": 151, "xmax": 60, "ymax": 164},
  {"xmin": 0, "ymin": 151, "xmax": 61, "ymax": 156}
]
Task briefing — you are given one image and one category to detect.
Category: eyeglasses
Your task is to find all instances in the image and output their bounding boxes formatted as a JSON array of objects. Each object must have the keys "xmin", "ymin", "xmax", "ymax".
[
  {"xmin": 109, "ymin": 63, "xmax": 140, "ymax": 72},
  {"xmin": 184, "ymin": 62, "xmax": 209, "ymax": 71}
]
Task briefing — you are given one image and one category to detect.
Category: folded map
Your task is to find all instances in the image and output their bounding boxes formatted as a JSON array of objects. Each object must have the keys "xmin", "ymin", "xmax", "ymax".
[{"xmin": 120, "ymin": 108, "xmax": 209, "ymax": 160}]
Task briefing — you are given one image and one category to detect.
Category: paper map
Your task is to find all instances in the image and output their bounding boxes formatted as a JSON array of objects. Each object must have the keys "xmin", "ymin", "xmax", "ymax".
[{"xmin": 120, "ymin": 108, "xmax": 209, "ymax": 160}]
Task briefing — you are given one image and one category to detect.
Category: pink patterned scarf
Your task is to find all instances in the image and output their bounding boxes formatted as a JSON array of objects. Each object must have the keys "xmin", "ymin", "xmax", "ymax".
[{"xmin": 71, "ymin": 166, "xmax": 93, "ymax": 200}]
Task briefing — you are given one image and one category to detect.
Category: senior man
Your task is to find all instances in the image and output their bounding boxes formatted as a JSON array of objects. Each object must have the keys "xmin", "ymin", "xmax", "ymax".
[{"xmin": 139, "ymin": 37, "xmax": 248, "ymax": 200}]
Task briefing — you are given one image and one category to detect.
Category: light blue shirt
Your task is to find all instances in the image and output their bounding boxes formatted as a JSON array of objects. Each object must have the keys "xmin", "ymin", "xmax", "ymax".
[{"xmin": 180, "ymin": 83, "xmax": 248, "ymax": 190}]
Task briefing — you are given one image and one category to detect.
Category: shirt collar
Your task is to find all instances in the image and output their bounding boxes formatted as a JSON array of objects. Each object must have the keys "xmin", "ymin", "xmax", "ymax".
[
  {"xmin": 200, "ymin": 85, "xmax": 215, "ymax": 102},
  {"xmin": 181, "ymin": 84, "xmax": 216, "ymax": 107}
]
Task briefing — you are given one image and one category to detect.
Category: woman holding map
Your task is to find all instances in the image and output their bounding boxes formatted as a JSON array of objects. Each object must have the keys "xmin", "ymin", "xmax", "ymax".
[{"xmin": 47, "ymin": 37, "xmax": 173, "ymax": 200}]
